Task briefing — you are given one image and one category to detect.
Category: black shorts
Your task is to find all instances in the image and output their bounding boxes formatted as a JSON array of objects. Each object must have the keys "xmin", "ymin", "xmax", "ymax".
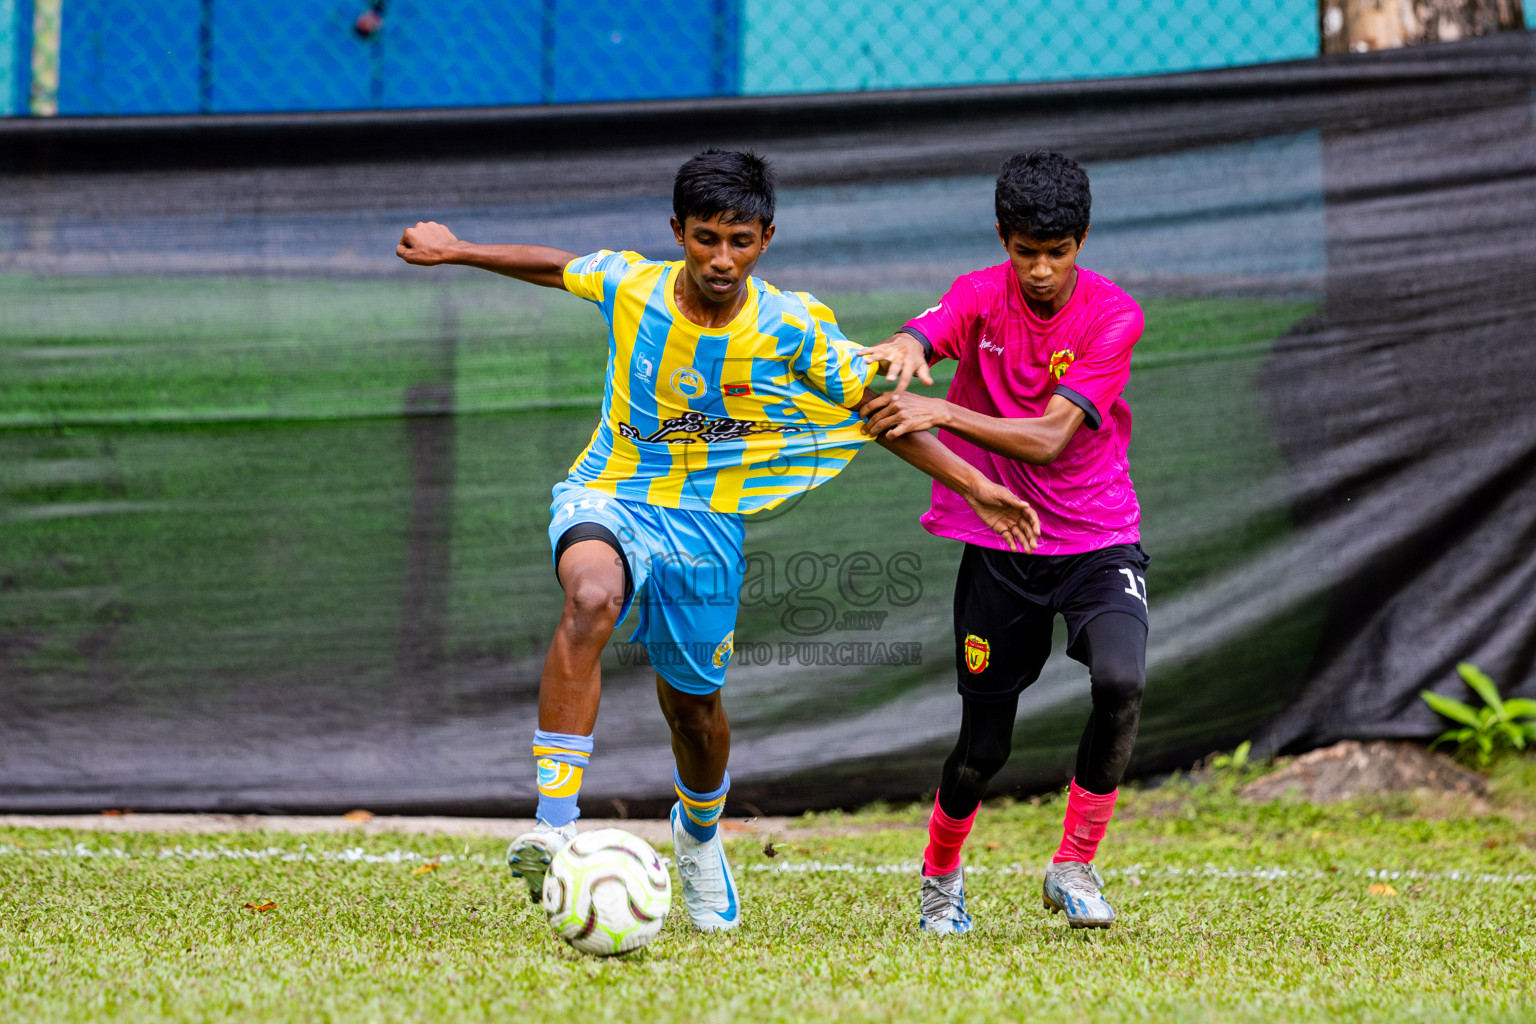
[{"xmin": 952, "ymin": 542, "xmax": 1150, "ymax": 701}]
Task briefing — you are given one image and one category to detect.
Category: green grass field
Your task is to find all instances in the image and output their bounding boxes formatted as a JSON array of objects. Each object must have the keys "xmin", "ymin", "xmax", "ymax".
[{"xmin": 3, "ymin": 762, "xmax": 1534, "ymax": 1023}]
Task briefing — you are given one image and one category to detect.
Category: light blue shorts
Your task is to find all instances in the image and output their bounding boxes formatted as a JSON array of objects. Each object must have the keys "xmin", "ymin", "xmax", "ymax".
[{"xmin": 548, "ymin": 481, "xmax": 744, "ymax": 694}]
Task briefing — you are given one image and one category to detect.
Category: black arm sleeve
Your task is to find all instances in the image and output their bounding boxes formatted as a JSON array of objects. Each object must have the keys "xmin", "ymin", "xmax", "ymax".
[
  {"xmin": 896, "ymin": 325, "xmax": 936, "ymax": 364},
  {"xmin": 1054, "ymin": 384, "xmax": 1102, "ymax": 430}
]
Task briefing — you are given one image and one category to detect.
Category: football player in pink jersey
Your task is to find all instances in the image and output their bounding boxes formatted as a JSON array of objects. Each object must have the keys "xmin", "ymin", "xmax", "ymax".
[{"xmin": 860, "ymin": 151, "xmax": 1147, "ymax": 933}]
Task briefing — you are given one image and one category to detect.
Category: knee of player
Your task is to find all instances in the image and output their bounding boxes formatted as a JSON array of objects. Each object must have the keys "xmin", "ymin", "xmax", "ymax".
[
  {"xmin": 562, "ymin": 581, "xmax": 623, "ymax": 635},
  {"xmin": 953, "ymin": 741, "xmax": 1011, "ymax": 782},
  {"xmin": 664, "ymin": 693, "xmax": 726, "ymax": 740},
  {"xmin": 1090, "ymin": 659, "xmax": 1145, "ymax": 710}
]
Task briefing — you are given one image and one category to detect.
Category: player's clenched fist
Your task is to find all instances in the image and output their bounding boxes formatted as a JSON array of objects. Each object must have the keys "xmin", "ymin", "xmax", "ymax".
[{"xmin": 397, "ymin": 221, "xmax": 462, "ymax": 265}]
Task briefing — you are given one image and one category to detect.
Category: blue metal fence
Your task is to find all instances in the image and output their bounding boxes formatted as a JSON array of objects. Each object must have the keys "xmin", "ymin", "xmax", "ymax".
[
  {"xmin": 38, "ymin": 0, "xmax": 740, "ymax": 115},
  {"xmin": 21, "ymin": 0, "xmax": 1525, "ymax": 118},
  {"xmin": 2, "ymin": 0, "xmax": 34, "ymax": 115}
]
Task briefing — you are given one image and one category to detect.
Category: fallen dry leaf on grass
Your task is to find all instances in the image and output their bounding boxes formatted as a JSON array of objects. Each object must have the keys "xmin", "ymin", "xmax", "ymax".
[
  {"xmin": 411, "ymin": 862, "xmax": 440, "ymax": 875},
  {"xmin": 243, "ymin": 901, "xmax": 277, "ymax": 912},
  {"xmin": 1368, "ymin": 884, "xmax": 1398, "ymax": 896}
]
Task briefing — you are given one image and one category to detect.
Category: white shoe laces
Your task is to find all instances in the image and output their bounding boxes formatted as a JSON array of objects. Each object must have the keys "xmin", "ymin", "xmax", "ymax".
[
  {"xmin": 675, "ymin": 848, "xmax": 729, "ymax": 909},
  {"xmin": 921, "ymin": 869, "xmax": 966, "ymax": 921},
  {"xmin": 1050, "ymin": 862, "xmax": 1107, "ymax": 900}
]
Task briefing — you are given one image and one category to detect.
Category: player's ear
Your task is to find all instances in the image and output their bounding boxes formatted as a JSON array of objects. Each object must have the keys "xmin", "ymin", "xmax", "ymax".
[
  {"xmin": 1076, "ymin": 225, "xmax": 1090, "ymax": 250},
  {"xmin": 760, "ymin": 222, "xmax": 775, "ymax": 251},
  {"xmin": 995, "ymin": 222, "xmax": 1009, "ymax": 250},
  {"xmin": 671, "ymin": 215, "xmax": 685, "ymax": 247}
]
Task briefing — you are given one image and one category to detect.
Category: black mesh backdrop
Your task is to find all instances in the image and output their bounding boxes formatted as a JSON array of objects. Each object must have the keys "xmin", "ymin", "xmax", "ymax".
[{"xmin": 1, "ymin": 35, "xmax": 1533, "ymax": 813}]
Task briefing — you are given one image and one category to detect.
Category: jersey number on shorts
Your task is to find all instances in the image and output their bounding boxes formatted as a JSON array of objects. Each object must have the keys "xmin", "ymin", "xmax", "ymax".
[
  {"xmin": 1118, "ymin": 568, "xmax": 1148, "ymax": 609},
  {"xmin": 556, "ymin": 496, "xmax": 610, "ymax": 523}
]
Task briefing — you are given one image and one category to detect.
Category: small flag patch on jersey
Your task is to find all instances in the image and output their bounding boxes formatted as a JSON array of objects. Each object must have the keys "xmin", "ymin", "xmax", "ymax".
[{"xmin": 723, "ymin": 382, "xmax": 754, "ymax": 397}]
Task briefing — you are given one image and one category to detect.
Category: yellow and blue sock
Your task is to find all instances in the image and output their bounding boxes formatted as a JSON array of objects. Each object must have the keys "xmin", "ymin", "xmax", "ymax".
[
  {"xmin": 674, "ymin": 768, "xmax": 730, "ymax": 842},
  {"xmin": 532, "ymin": 729, "xmax": 592, "ymax": 828}
]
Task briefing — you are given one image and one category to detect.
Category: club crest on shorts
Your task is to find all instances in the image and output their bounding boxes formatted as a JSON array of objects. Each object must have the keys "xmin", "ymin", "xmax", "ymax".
[
  {"xmin": 963, "ymin": 634, "xmax": 990, "ymax": 674},
  {"xmin": 712, "ymin": 631, "xmax": 734, "ymax": 669},
  {"xmin": 670, "ymin": 366, "xmax": 707, "ymax": 400},
  {"xmin": 1049, "ymin": 349, "xmax": 1076, "ymax": 381}
]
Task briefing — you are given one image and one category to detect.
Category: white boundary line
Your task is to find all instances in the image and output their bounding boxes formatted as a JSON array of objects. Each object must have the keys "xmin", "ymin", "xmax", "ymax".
[
  {"xmin": 747, "ymin": 860, "xmax": 1536, "ymax": 885},
  {"xmin": 2, "ymin": 842, "xmax": 1531, "ymax": 885}
]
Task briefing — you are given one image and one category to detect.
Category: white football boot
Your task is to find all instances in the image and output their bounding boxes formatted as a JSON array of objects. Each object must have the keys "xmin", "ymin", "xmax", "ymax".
[
  {"xmin": 918, "ymin": 866, "xmax": 974, "ymax": 935},
  {"xmin": 1042, "ymin": 860, "xmax": 1115, "ymax": 928},
  {"xmin": 670, "ymin": 802, "xmax": 740, "ymax": 931},
  {"xmin": 506, "ymin": 820, "xmax": 577, "ymax": 904}
]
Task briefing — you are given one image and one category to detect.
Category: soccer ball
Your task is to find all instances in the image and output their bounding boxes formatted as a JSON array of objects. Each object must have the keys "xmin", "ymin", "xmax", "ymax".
[{"xmin": 542, "ymin": 828, "xmax": 671, "ymax": 956}]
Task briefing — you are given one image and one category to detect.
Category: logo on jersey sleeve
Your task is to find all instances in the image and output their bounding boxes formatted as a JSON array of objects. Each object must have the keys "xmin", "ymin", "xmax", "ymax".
[
  {"xmin": 671, "ymin": 366, "xmax": 708, "ymax": 399},
  {"xmin": 1049, "ymin": 349, "xmax": 1076, "ymax": 380},
  {"xmin": 712, "ymin": 631, "xmax": 735, "ymax": 669},
  {"xmin": 963, "ymin": 634, "xmax": 990, "ymax": 674},
  {"xmin": 723, "ymin": 382, "xmax": 754, "ymax": 397},
  {"xmin": 581, "ymin": 253, "xmax": 603, "ymax": 274}
]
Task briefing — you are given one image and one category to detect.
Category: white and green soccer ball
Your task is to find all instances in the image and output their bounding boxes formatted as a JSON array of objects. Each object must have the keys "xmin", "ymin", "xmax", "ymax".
[{"xmin": 542, "ymin": 828, "xmax": 671, "ymax": 956}]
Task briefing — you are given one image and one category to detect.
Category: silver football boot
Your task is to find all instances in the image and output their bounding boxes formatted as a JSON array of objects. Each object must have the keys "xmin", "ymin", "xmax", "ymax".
[
  {"xmin": 918, "ymin": 866, "xmax": 974, "ymax": 935},
  {"xmin": 1042, "ymin": 860, "xmax": 1115, "ymax": 928}
]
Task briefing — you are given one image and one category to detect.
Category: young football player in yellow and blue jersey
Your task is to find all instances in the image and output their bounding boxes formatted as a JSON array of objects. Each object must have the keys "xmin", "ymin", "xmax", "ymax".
[{"xmin": 397, "ymin": 150, "xmax": 1038, "ymax": 933}]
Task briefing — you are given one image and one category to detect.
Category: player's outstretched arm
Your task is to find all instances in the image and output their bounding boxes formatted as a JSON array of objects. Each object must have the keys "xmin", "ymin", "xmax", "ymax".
[
  {"xmin": 396, "ymin": 221, "xmax": 577, "ymax": 289},
  {"xmin": 854, "ymin": 392, "xmax": 1039, "ymax": 552},
  {"xmin": 862, "ymin": 391, "xmax": 1085, "ymax": 466},
  {"xmin": 856, "ymin": 332, "xmax": 934, "ymax": 395}
]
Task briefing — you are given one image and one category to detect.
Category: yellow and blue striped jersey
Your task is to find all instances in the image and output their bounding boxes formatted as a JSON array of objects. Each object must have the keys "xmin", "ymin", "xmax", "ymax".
[{"xmin": 562, "ymin": 250, "xmax": 879, "ymax": 514}]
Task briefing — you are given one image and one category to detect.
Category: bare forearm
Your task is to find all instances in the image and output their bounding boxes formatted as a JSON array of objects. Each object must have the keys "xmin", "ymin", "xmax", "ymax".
[
  {"xmin": 441, "ymin": 243, "xmax": 577, "ymax": 288},
  {"xmin": 397, "ymin": 221, "xmax": 576, "ymax": 288},
  {"xmin": 876, "ymin": 430, "xmax": 980, "ymax": 495},
  {"xmin": 940, "ymin": 401, "xmax": 1082, "ymax": 465}
]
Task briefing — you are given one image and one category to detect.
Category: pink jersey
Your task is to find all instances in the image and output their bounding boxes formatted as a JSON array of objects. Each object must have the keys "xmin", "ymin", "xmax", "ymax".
[{"xmin": 902, "ymin": 263, "xmax": 1142, "ymax": 555}]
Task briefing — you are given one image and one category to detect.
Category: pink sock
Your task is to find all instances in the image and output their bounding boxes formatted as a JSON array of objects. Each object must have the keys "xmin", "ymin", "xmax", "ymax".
[
  {"xmin": 1053, "ymin": 779, "xmax": 1118, "ymax": 864},
  {"xmin": 922, "ymin": 794, "xmax": 978, "ymax": 876}
]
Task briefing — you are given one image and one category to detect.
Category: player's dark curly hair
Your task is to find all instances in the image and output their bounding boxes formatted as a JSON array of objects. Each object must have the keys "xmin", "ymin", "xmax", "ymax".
[
  {"xmin": 995, "ymin": 151, "xmax": 1091, "ymax": 242},
  {"xmin": 673, "ymin": 149, "xmax": 776, "ymax": 229}
]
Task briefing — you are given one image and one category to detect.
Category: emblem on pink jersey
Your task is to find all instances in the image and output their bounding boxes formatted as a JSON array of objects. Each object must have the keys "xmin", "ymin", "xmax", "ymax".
[{"xmin": 1049, "ymin": 349, "xmax": 1076, "ymax": 380}]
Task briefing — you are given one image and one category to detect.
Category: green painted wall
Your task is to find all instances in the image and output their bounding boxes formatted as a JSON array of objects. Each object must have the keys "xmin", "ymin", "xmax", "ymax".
[{"xmin": 0, "ymin": 0, "xmax": 22, "ymax": 115}]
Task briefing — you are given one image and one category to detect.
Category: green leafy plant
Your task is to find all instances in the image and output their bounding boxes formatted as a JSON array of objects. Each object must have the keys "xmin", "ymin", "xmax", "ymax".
[
  {"xmin": 1421, "ymin": 662, "xmax": 1536, "ymax": 769},
  {"xmin": 1210, "ymin": 740, "xmax": 1252, "ymax": 771},
  {"xmin": 1194, "ymin": 740, "xmax": 1265, "ymax": 791}
]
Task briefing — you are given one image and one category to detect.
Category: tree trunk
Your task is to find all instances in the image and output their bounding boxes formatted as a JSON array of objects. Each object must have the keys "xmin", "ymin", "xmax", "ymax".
[{"xmin": 1321, "ymin": 0, "xmax": 1526, "ymax": 54}]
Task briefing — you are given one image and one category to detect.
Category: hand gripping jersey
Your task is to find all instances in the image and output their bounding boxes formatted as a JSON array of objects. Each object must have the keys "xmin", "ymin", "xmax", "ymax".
[
  {"xmin": 902, "ymin": 263, "xmax": 1143, "ymax": 555},
  {"xmin": 563, "ymin": 250, "xmax": 879, "ymax": 514}
]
